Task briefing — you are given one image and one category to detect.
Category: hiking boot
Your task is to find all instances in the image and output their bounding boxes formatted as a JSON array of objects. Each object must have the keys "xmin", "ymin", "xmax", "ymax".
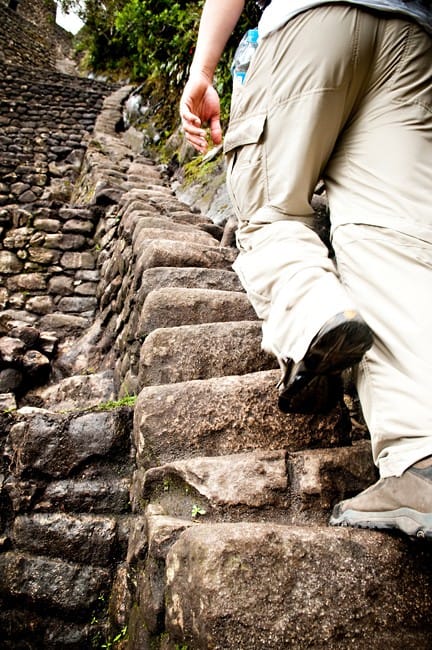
[
  {"xmin": 329, "ymin": 457, "xmax": 432, "ymax": 540},
  {"xmin": 278, "ymin": 310, "xmax": 373, "ymax": 414}
]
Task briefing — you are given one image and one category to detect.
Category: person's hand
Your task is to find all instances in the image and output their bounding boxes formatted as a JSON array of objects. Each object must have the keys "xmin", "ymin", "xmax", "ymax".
[{"xmin": 180, "ymin": 73, "xmax": 222, "ymax": 154}]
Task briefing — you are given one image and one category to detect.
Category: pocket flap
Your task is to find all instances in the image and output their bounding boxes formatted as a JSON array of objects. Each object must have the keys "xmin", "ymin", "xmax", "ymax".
[{"xmin": 223, "ymin": 113, "xmax": 266, "ymax": 155}]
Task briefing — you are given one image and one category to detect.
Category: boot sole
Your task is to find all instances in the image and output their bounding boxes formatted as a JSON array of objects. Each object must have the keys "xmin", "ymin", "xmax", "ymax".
[
  {"xmin": 329, "ymin": 507, "xmax": 432, "ymax": 540},
  {"xmin": 305, "ymin": 317, "xmax": 373, "ymax": 375},
  {"xmin": 278, "ymin": 315, "xmax": 373, "ymax": 414}
]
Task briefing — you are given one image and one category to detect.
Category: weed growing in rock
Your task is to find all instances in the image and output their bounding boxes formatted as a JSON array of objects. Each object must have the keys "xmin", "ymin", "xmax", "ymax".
[{"xmin": 191, "ymin": 504, "xmax": 206, "ymax": 519}]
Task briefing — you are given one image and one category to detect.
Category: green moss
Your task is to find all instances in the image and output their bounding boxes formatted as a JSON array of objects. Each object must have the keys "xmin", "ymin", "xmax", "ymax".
[
  {"xmin": 93, "ymin": 395, "xmax": 137, "ymax": 411},
  {"xmin": 182, "ymin": 153, "xmax": 222, "ymax": 187}
]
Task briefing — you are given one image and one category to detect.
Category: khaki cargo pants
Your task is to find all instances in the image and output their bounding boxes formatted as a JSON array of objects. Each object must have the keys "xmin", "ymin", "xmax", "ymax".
[{"xmin": 224, "ymin": 5, "xmax": 432, "ymax": 478}]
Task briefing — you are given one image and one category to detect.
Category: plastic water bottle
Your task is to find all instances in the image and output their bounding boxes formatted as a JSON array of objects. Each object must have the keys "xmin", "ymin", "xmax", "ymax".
[{"xmin": 231, "ymin": 28, "xmax": 259, "ymax": 86}]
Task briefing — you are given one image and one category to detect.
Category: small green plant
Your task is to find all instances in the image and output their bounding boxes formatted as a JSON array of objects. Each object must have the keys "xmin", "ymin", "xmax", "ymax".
[
  {"xmin": 191, "ymin": 504, "xmax": 206, "ymax": 518},
  {"xmin": 94, "ymin": 395, "xmax": 137, "ymax": 411},
  {"xmin": 101, "ymin": 625, "xmax": 128, "ymax": 649}
]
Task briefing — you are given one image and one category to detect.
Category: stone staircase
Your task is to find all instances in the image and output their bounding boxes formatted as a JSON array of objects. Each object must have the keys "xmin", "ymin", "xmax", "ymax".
[
  {"xmin": 123, "ymin": 194, "xmax": 432, "ymax": 648},
  {"xmin": 1, "ymin": 86, "xmax": 432, "ymax": 650}
]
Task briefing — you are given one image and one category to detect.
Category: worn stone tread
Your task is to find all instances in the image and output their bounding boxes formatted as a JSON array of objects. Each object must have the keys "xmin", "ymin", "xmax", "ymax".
[
  {"xmin": 132, "ymin": 442, "xmax": 375, "ymax": 525},
  {"xmin": 137, "ymin": 287, "xmax": 257, "ymax": 337},
  {"xmin": 135, "ymin": 266, "xmax": 244, "ymax": 306},
  {"xmin": 134, "ymin": 370, "xmax": 350, "ymax": 469},
  {"xmin": 165, "ymin": 523, "xmax": 432, "ymax": 650},
  {"xmin": 138, "ymin": 320, "xmax": 277, "ymax": 387},
  {"xmin": 134, "ymin": 239, "xmax": 237, "ymax": 281}
]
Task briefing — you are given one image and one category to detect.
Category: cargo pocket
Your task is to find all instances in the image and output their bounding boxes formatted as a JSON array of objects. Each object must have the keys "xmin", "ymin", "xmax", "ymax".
[{"xmin": 224, "ymin": 113, "xmax": 267, "ymax": 219}]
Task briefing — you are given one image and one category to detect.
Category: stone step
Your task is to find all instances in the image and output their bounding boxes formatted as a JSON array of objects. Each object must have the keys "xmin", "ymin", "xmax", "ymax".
[
  {"xmin": 123, "ymin": 213, "xmax": 213, "ymax": 242},
  {"xmin": 163, "ymin": 523, "xmax": 432, "ymax": 650},
  {"xmin": 136, "ymin": 266, "xmax": 243, "ymax": 307},
  {"xmin": 134, "ymin": 240, "xmax": 237, "ymax": 283},
  {"xmin": 137, "ymin": 288, "xmax": 257, "ymax": 337},
  {"xmin": 132, "ymin": 226, "xmax": 218, "ymax": 253},
  {"xmin": 138, "ymin": 320, "xmax": 277, "ymax": 387},
  {"xmin": 133, "ymin": 370, "xmax": 350, "ymax": 469},
  {"xmin": 131, "ymin": 441, "xmax": 375, "ymax": 526}
]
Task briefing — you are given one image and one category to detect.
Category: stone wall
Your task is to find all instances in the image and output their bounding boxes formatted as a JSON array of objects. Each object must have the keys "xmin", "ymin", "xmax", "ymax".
[
  {"xmin": 0, "ymin": 63, "xmax": 115, "ymax": 397},
  {"xmin": 13, "ymin": 0, "xmax": 57, "ymax": 27},
  {"xmin": 0, "ymin": 0, "xmax": 120, "ymax": 402},
  {"xmin": 0, "ymin": 63, "xmax": 112, "ymax": 206},
  {"xmin": 0, "ymin": 3, "xmax": 59, "ymax": 69}
]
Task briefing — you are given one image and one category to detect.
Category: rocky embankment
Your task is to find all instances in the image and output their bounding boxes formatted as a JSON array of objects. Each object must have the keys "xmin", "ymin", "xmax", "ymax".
[{"xmin": 1, "ymin": 83, "xmax": 432, "ymax": 650}]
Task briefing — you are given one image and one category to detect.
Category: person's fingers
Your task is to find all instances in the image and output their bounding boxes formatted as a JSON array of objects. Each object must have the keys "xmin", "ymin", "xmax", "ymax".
[
  {"xmin": 182, "ymin": 119, "xmax": 206, "ymax": 138},
  {"xmin": 185, "ymin": 131, "xmax": 208, "ymax": 153},
  {"xmin": 209, "ymin": 116, "xmax": 222, "ymax": 145},
  {"xmin": 180, "ymin": 103, "xmax": 200, "ymax": 122}
]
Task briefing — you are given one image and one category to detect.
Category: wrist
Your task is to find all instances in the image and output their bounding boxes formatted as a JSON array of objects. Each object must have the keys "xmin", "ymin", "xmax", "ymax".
[{"xmin": 188, "ymin": 64, "xmax": 214, "ymax": 84}]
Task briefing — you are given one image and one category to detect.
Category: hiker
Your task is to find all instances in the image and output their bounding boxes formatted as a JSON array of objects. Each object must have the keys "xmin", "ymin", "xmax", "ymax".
[{"xmin": 180, "ymin": 0, "xmax": 432, "ymax": 539}]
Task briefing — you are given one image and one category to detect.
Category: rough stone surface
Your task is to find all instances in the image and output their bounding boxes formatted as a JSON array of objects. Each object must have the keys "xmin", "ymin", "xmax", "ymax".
[
  {"xmin": 35, "ymin": 479, "xmax": 131, "ymax": 514},
  {"xmin": 134, "ymin": 240, "xmax": 237, "ymax": 280},
  {"xmin": 24, "ymin": 371, "xmax": 115, "ymax": 411},
  {"xmin": 12, "ymin": 513, "xmax": 118, "ymax": 566},
  {"xmin": 132, "ymin": 226, "xmax": 218, "ymax": 252},
  {"xmin": 0, "ymin": 551, "xmax": 111, "ymax": 613},
  {"xmin": 138, "ymin": 288, "xmax": 257, "ymax": 337},
  {"xmin": 165, "ymin": 524, "xmax": 432, "ymax": 650},
  {"xmin": 136, "ymin": 450, "xmax": 289, "ymax": 520},
  {"xmin": 288, "ymin": 441, "xmax": 378, "ymax": 524},
  {"xmin": 136, "ymin": 266, "xmax": 243, "ymax": 306},
  {"xmin": 134, "ymin": 371, "xmax": 350, "ymax": 469},
  {"xmin": 138, "ymin": 320, "xmax": 277, "ymax": 387},
  {"xmin": 126, "ymin": 507, "xmax": 193, "ymax": 637},
  {"xmin": 8, "ymin": 408, "xmax": 132, "ymax": 478}
]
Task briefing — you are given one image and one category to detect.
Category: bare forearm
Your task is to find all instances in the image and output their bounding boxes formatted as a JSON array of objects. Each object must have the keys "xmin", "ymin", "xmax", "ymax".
[{"xmin": 190, "ymin": 0, "xmax": 245, "ymax": 81}]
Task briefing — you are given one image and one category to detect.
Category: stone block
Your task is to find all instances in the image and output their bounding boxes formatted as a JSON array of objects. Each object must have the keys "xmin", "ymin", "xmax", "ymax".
[
  {"xmin": 0, "ymin": 607, "xmax": 99, "ymax": 650},
  {"xmin": 61, "ymin": 251, "xmax": 96, "ymax": 270},
  {"xmin": 25, "ymin": 295, "xmax": 54, "ymax": 314},
  {"xmin": 39, "ymin": 313, "xmax": 90, "ymax": 333},
  {"xmin": 48, "ymin": 275, "xmax": 74, "ymax": 295},
  {"xmin": 35, "ymin": 478, "xmax": 130, "ymax": 514},
  {"xmin": 63, "ymin": 218, "xmax": 94, "ymax": 234},
  {"xmin": 126, "ymin": 507, "xmax": 192, "ymax": 636},
  {"xmin": 0, "ymin": 551, "xmax": 110, "ymax": 613},
  {"xmin": 33, "ymin": 217, "xmax": 61, "ymax": 233},
  {"xmin": 9, "ymin": 407, "xmax": 132, "ymax": 478},
  {"xmin": 165, "ymin": 524, "xmax": 432, "ymax": 649},
  {"xmin": 136, "ymin": 267, "xmax": 243, "ymax": 308},
  {"xmin": 0, "ymin": 368, "xmax": 23, "ymax": 392},
  {"xmin": 134, "ymin": 240, "xmax": 237, "ymax": 280},
  {"xmin": 0, "ymin": 392, "xmax": 17, "ymax": 411},
  {"xmin": 0, "ymin": 336, "xmax": 26, "ymax": 363},
  {"xmin": 135, "ymin": 449, "xmax": 289, "ymax": 521},
  {"xmin": 12, "ymin": 513, "xmax": 117, "ymax": 566},
  {"xmin": 138, "ymin": 321, "xmax": 277, "ymax": 387},
  {"xmin": 57, "ymin": 296, "xmax": 97, "ymax": 313},
  {"xmin": 288, "ymin": 441, "xmax": 378, "ymax": 524},
  {"xmin": 6, "ymin": 272, "xmax": 47, "ymax": 291},
  {"xmin": 0, "ymin": 251, "xmax": 23, "ymax": 273},
  {"xmin": 137, "ymin": 288, "xmax": 257, "ymax": 337},
  {"xmin": 132, "ymin": 225, "xmax": 218, "ymax": 253},
  {"xmin": 28, "ymin": 247, "xmax": 61, "ymax": 265},
  {"xmin": 134, "ymin": 370, "xmax": 350, "ymax": 469}
]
